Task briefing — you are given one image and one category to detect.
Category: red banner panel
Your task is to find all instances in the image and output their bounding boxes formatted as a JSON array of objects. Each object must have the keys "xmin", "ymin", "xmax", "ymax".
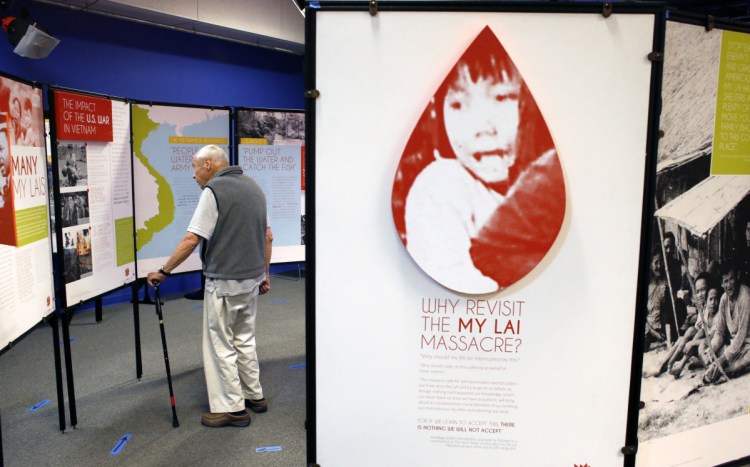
[{"xmin": 54, "ymin": 91, "xmax": 113, "ymax": 142}]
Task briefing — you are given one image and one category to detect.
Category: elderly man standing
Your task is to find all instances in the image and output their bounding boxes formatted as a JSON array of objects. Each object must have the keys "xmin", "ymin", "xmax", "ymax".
[
  {"xmin": 147, "ymin": 144, "xmax": 272, "ymax": 427},
  {"xmin": 701, "ymin": 263, "xmax": 750, "ymax": 384}
]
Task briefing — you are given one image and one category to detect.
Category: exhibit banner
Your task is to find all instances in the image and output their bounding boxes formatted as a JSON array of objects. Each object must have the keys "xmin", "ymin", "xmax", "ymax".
[
  {"xmin": 0, "ymin": 73, "xmax": 55, "ymax": 347},
  {"xmin": 236, "ymin": 108, "xmax": 305, "ymax": 262},
  {"xmin": 51, "ymin": 89, "xmax": 136, "ymax": 307},
  {"xmin": 637, "ymin": 20, "xmax": 750, "ymax": 467},
  {"xmin": 311, "ymin": 9, "xmax": 655, "ymax": 467},
  {"xmin": 131, "ymin": 103, "xmax": 230, "ymax": 277}
]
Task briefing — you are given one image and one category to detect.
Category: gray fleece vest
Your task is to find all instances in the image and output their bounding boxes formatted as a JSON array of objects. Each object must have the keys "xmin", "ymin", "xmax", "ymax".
[{"xmin": 201, "ymin": 166, "xmax": 267, "ymax": 279}]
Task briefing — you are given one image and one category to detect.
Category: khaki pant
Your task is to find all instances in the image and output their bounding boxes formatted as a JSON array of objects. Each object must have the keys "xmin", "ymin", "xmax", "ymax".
[{"xmin": 203, "ymin": 277, "xmax": 264, "ymax": 413}]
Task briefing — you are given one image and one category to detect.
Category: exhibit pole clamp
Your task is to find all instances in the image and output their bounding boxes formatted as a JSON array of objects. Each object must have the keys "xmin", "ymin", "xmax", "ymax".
[
  {"xmin": 369, "ymin": 0, "xmax": 377, "ymax": 17},
  {"xmin": 705, "ymin": 15, "xmax": 715, "ymax": 31},
  {"xmin": 602, "ymin": 3, "xmax": 613, "ymax": 18},
  {"xmin": 621, "ymin": 444, "xmax": 637, "ymax": 455},
  {"xmin": 647, "ymin": 51, "xmax": 663, "ymax": 62}
]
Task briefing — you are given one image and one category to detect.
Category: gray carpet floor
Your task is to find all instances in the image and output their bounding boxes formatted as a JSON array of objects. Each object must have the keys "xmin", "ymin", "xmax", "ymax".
[{"xmin": 0, "ymin": 275, "xmax": 306, "ymax": 466}]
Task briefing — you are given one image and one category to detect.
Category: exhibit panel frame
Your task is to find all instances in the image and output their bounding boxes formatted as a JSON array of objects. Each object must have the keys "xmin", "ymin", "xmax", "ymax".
[
  {"xmin": 235, "ymin": 106, "xmax": 306, "ymax": 263},
  {"xmin": 0, "ymin": 71, "xmax": 55, "ymax": 349},
  {"xmin": 49, "ymin": 86, "xmax": 137, "ymax": 309},
  {"xmin": 635, "ymin": 12, "xmax": 750, "ymax": 467},
  {"xmin": 130, "ymin": 101, "xmax": 231, "ymax": 279},
  {"xmin": 307, "ymin": 3, "xmax": 661, "ymax": 466}
]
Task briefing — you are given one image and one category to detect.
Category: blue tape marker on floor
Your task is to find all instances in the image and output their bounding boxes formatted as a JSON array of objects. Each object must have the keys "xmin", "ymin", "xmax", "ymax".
[
  {"xmin": 271, "ymin": 299, "xmax": 288, "ymax": 303},
  {"xmin": 58, "ymin": 337, "xmax": 77, "ymax": 344},
  {"xmin": 290, "ymin": 363, "xmax": 306, "ymax": 369},
  {"xmin": 110, "ymin": 434, "xmax": 132, "ymax": 456},
  {"xmin": 27, "ymin": 400, "xmax": 50, "ymax": 412},
  {"xmin": 256, "ymin": 446, "xmax": 283, "ymax": 453},
  {"xmin": 192, "ymin": 305, "xmax": 203, "ymax": 311}
]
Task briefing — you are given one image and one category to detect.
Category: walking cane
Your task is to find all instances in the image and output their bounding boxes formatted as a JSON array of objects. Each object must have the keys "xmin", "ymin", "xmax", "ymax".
[{"xmin": 152, "ymin": 280, "xmax": 180, "ymax": 427}]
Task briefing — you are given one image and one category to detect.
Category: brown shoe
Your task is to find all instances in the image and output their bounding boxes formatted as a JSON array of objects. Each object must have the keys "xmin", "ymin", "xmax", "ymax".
[
  {"xmin": 245, "ymin": 398, "xmax": 268, "ymax": 413},
  {"xmin": 201, "ymin": 410, "xmax": 251, "ymax": 427}
]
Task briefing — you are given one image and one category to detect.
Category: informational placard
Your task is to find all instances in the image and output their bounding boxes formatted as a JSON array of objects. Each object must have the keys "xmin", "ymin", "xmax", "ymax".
[
  {"xmin": 312, "ymin": 10, "xmax": 654, "ymax": 466},
  {"xmin": 0, "ymin": 74, "xmax": 55, "ymax": 347},
  {"xmin": 237, "ymin": 108, "xmax": 304, "ymax": 263},
  {"xmin": 713, "ymin": 30, "xmax": 750, "ymax": 175},
  {"xmin": 51, "ymin": 89, "xmax": 136, "ymax": 307},
  {"xmin": 637, "ymin": 20, "xmax": 750, "ymax": 467},
  {"xmin": 131, "ymin": 103, "xmax": 230, "ymax": 278}
]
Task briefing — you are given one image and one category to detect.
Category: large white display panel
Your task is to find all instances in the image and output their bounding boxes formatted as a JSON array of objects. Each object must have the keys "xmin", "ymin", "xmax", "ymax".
[
  {"xmin": 0, "ymin": 75, "xmax": 54, "ymax": 347},
  {"xmin": 52, "ymin": 90, "xmax": 136, "ymax": 306},
  {"xmin": 637, "ymin": 20, "xmax": 750, "ymax": 467},
  {"xmin": 314, "ymin": 11, "xmax": 654, "ymax": 466},
  {"xmin": 132, "ymin": 103, "xmax": 230, "ymax": 277}
]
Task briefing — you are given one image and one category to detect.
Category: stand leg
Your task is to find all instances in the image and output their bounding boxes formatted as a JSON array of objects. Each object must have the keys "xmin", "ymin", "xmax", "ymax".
[
  {"xmin": 48, "ymin": 314, "xmax": 66, "ymax": 433},
  {"xmin": 131, "ymin": 279, "xmax": 158, "ymax": 305},
  {"xmin": 61, "ymin": 308, "xmax": 77, "ymax": 428},
  {"xmin": 132, "ymin": 283, "xmax": 142, "ymax": 380},
  {"xmin": 136, "ymin": 279, "xmax": 167, "ymax": 305},
  {"xmin": 141, "ymin": 286, "xmax": 154, "ymax": 305},
  {"xmin": 95, "ymin": 298, "xmax": 102, "ymax": 323}
]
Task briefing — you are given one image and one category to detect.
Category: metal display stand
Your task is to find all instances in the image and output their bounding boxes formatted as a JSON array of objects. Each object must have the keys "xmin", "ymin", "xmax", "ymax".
[
  {"xmin": 133, "ymin": 282, "xmax": 143, "ymax": 380},
  {"xmin": 48, "ymin": 313, "xmax": 67, "ymax": 432},
  {"xmin": 60, "ymin": 307, "xmax": 78, "ymax": 428}
]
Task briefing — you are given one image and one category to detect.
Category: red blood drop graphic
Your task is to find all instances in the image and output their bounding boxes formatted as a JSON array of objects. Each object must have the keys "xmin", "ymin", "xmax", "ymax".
[{"xmin": 391, "ymin": 26, "xmax": 565, "ymax": 294}]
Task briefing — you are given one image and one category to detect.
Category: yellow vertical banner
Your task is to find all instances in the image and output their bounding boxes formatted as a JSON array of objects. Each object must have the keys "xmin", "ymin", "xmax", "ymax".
[{"xmin": 713, "ymin": 30, "xmax": 750, "ymax": 175}]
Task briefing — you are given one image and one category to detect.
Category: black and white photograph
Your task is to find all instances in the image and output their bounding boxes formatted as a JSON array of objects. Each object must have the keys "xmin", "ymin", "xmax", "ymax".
[
  {"xmin": 237, "ymin": 109, "xmax": 304, "ymax": 145},
  {"xmin": 60, "ymin": 190, "xmax": 90, "ymax": 228},
  {"xmin": 57, "ymin": 142, "xmax": 88, "ymax": 187},
  {"xmin": 639, "ymin": 21, "xmax": 750, "ymax": 446}
]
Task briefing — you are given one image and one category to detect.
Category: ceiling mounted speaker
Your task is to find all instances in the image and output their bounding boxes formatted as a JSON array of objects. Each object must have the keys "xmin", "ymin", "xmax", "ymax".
[{"xmin": 2, "ymin": 16, "xmax": 60, "ymax": 59}]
